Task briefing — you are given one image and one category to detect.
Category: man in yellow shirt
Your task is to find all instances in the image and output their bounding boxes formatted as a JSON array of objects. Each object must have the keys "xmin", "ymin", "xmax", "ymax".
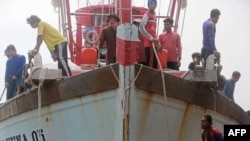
[{"xmin": 27, "ymin": 15, "xmax": 71, "ymax": 77}]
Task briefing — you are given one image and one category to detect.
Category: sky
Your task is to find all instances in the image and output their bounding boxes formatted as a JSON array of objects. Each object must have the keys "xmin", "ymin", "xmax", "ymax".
[{"xmin": 0, "ymin": 0, "xmax": 249, "ymax": 111}]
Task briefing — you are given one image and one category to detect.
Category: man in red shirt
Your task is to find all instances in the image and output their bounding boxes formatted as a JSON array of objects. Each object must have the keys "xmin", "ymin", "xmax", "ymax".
[
  {"xmin": 159, "ymin": 17, "xmax": 182, "ymax": 70},
  {"xmin": 201, "ymin": 114, "xmax": 224, "ymax": 141}
]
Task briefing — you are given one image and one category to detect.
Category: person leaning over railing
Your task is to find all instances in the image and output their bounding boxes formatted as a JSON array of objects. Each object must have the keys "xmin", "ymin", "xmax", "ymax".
[{"xmin": 26, "ymin": 15, "xmax": 71, "ymax": 77}]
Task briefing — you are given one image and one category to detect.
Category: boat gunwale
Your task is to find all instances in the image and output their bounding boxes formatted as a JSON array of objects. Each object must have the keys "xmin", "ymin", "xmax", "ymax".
[
  {"xmin": 0, "ymin": 63, "xmax": 249, "ymax": 125},
  {"xmin": 0, "ymin": 64, "xmax": 119, "ymax": 121},
  {"xmin": 134, "ymin": 64, "xmax": 250, "ymax": 125}
]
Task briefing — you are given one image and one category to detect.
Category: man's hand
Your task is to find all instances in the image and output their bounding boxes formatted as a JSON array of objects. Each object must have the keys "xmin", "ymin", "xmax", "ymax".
[
  {"xmin": 11, "ymin": 75, "xmax": 17, "ymax": 81},
  {"xmin": 152, "ymin": 38, "xmax": 158, "ymax": 44},
  {"xmin": 157, "ymin": 43, "xmax": 162, "ymax": 51},
  {"xmin": 213, "ymin": 50, "xmax": 221, "ymax": 58},
  {"xmin": 51, "ymin": 53, "xmax": 57, "ymax": 62},
  {"xmin": 151, "ymin": 38, "xmax": 159, "ymax": 46},
  {"xmin": 5, "ymin": 82, "xmax": 9, "ymax": 88},
  {"xmin": 30, "ymin": 49, "xmax": 38, "ymax": 56}
]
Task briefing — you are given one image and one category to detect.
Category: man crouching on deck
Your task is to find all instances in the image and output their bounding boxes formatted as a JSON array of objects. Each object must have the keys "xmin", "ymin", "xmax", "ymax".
[{"xmin": 27, "ymin": 15, "xmax": 71, "ymax": 77}]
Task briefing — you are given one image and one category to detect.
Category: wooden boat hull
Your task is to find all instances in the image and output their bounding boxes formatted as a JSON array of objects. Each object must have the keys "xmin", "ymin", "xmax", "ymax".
[{"xmin": 0, "ymin": 64, "xmax": 249, "ymax": 141}]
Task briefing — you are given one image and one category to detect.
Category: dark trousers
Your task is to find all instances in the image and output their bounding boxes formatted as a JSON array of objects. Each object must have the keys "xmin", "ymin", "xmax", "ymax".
[
  {"xmin": 55, "ymin": 42, "xmax": 72, "ymax": 77},
  {"xmin": 201, "ymin": 48, "xmax": 214, "ymax": 69},
  {"xmin": 6, "ymin": 80, "xmax": 16, "ymax": 100},
  {"xmin": 167, "ymin": 62, "xmax": 179, "ymax": 71},
  {"xmin": 142, "ymin": 47, "xmax": 157, "ymax": 69},
  {"xmin": 106, "ymin": 57, "xmax": 116, "ymax": 65}
]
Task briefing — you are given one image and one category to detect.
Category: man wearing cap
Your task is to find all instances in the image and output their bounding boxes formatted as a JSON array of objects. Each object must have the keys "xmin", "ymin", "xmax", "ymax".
[
  {"xmin": 139, "ymin": 0, "xmax": 158, "ymax": 69},
  {"xmin": 99, "ymin": 14, "xmax": 120, "ymax": 65},
  {"xmin": 5, "ymin": 44, "xmax": 26, "ymax": 100},
  {"xmin": 26, "ymin": 15, "xmax": 71, "ymax": 77}
]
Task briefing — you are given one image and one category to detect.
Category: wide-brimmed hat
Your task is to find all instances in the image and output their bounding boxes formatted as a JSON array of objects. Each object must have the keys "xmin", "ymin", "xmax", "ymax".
[{"xmin": 107, "ymin": 14, "xmax": 120, "ymax": 22}]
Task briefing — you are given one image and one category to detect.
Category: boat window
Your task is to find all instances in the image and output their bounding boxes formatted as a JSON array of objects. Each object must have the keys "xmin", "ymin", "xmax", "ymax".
[{"xmin": 93, "ymin": 15, "xmax": 107, "ymax": 27}]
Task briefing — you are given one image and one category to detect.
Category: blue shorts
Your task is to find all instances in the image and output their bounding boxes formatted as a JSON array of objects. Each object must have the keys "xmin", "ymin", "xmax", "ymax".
[{"xmin": 6, "ymin": 77, "xmax": 22, "ymax": 100}]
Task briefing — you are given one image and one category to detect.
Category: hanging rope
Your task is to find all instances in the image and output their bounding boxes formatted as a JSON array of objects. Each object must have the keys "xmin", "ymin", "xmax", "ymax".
[{"xmin": 152, "ymin": 43, "xmax": 171, "ymax": 141}]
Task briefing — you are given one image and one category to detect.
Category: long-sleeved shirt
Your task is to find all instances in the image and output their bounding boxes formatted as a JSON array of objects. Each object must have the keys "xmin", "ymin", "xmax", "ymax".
[
  {"xmin": 202, "ymin": 19, "xmax": 216, "ymax": 51},
  {"xmin": 139, "ymin": 11, "xmax": 156, "ymax": 47},
  {"xmin": 5, "ymin": 54, "xmax": 26, "ymax": 83},
  {"xmin": 222, "ymin": 79, "xmax": 235, "ymax": 102},
  {"xmin": 159, "ymin": 32, "xmax": 182, "ymax": 62},
  {"xmin": 99, "ymin": 26, "xmax": 117, "ymax": 59}
]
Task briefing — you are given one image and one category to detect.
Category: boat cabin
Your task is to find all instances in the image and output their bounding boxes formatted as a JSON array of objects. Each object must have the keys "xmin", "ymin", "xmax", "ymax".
[{"xmin": 70, "ymin": 4, "xmax": 147, "ymax": 66}]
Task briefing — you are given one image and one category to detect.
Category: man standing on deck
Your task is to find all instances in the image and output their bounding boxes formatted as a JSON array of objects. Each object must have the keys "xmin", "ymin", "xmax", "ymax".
[
  {"xmin": 139, "ymin": 0, "xmax": 159, "ymax": 69},
  {"xmin": 99, "ymin": 14, "xmax": 120, "ymax": 65},
  {"xmin": 27, "ymin": 15, "xmax": 71, "ymax": 77},
  {"xmin": 201, "ymin": 9, "xmax": 221, "ymax": 69},
  {"xmin": 159, "ymin": 17, "xmax": 182, "ymax": 70},
  {"xmin": 5, "ymin": 45, "xmax": 26, "ymax": 100}
]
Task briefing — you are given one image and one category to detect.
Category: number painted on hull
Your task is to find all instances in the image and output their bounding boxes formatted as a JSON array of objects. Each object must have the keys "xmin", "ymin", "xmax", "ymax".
[{"xmin": 0, "ymin": 129, "xmax": 46, "ymax": 141}]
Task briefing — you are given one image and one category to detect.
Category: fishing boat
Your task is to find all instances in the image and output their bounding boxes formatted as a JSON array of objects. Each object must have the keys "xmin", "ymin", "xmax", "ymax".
[{"xmin": 0, "ymin": 0, "xmax": 249, "ymax": 141}]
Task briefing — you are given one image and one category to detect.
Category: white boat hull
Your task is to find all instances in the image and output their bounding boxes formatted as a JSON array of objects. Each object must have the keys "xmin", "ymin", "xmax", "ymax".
[{"xmin": 0, "ymin": 64, "xmax": 249, "ymax": 141}]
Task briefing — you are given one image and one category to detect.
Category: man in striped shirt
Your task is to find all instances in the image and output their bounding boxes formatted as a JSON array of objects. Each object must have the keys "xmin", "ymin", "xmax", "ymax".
[{"xmin": 139, "ymin": 0, "xmax": 159, "ymax": 69}]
